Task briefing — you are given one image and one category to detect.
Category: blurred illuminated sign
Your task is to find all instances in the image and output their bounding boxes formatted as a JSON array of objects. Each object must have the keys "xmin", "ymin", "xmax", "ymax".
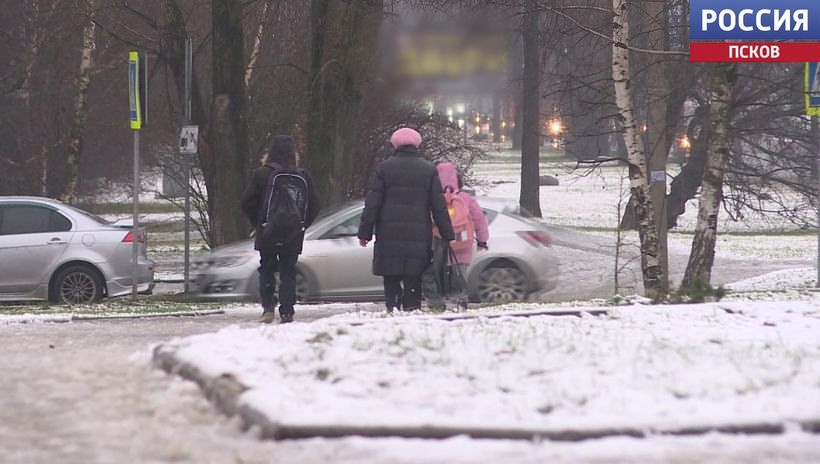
[{"xmin": 396, "ymin": 32, "xmax": 507, "ymax": 78}]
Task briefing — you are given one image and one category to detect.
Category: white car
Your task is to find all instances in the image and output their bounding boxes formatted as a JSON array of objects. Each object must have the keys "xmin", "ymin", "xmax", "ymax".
[
  {"xmin": 0, "ymin": 197, "xmax": 155, "ymax": 304},
  {"xmin": 193, "ymin": 198, "xmax": 558, "ymax": 303}
]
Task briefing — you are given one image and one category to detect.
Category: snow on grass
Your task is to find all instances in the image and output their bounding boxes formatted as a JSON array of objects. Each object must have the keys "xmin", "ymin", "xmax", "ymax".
[
  {"xmin": 0, "ymin": 301, "xmax": 237, "ymax": 322},
  {"xmin": 100, "ymin": 212, "xmax": 186, "ymax": 224},
  {"xmin": 0, "ymin": 313, "xmax": 72, "ymax": 325},
  {"xmin": 159, "ymin": 301, "xmax": 820, "ymax": 432},
  {"xmin": 472, "ymin": 150, "xmax": 810, "ymax": 234},
  {"xmin": 726, "ymin": 268, "xmax": 817, "ymax": 292}
]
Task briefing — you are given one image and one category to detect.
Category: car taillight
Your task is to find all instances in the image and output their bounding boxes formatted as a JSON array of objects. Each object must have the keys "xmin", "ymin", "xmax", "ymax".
[
  {"xmin": 517, "ymin": 231, "xmax": 551, "ymax": 247},
  {"xmin": 122, "ymin": 231, "xmax": 145, "ymax": 243}
]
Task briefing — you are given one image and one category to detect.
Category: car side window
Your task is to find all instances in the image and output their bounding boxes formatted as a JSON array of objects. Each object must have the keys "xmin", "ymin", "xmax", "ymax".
[
  {"xmin": 320, "ymin": 213, "xmax": 362, "ymax": 240},
  {"xmin": 482, "ymin": 209, "xmax": 498, "ymax": 224},
  {"xmin": 0, "ymin": 206, "xmax": 72, "ymax": 235}
]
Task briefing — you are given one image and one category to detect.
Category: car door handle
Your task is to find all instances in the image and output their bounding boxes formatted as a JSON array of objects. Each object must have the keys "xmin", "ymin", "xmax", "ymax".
[{"xmin": 47, "ymin": 238, "xmax": 67, "ymax": 245}]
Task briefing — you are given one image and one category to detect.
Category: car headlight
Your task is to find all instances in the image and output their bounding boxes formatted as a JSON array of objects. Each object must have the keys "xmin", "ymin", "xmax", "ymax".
[{"xmin": 213, "ymin": 254, "xmax": 253, "ymax": 267}]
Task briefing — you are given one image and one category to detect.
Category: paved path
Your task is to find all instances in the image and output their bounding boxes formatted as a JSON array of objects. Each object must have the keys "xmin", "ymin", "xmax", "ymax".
[{"xmin": 0, "ymin": 308, "xmax": 342, "ymax": 464}]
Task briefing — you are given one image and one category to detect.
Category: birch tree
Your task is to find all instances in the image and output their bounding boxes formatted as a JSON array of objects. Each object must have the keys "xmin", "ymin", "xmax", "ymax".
[
  {"xmin": 641, "ymin": 0, "xmax": 671, "ymax": 289},
  {"xmin": 611, "ymin": 0, "xmax": 663, "ymax": 298},
  {"xmin": 682, "ymin": 62, "xmax": 738, "ymax": 290},
  {"xmin": 60, "ymin": 0, "xmax": 97, "ymax": 203}
]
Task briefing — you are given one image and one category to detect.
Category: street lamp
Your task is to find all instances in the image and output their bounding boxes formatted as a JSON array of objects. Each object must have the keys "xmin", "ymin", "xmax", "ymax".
[{"xmin": 548, "ymin": 119, "xmax": 563, "ymax": 137}]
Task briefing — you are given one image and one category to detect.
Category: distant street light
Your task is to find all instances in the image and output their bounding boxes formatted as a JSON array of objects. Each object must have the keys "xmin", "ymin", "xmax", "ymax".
[
  {"xmin": 548, "ymin": 119, "xmax": 563, "ymax": 137},
  {"xmin": 679, "ymin": 135, "xmax": 691, "ymax": 149}
]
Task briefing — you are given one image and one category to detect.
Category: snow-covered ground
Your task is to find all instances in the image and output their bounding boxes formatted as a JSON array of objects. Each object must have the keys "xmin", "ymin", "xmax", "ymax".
[
  {"xmin": 472, "ymin": 149, "xmax": 811, "ymax": 234},
  {"xmin": 157, "ymin": 301, "xmax": 820, "ymax": 446}
]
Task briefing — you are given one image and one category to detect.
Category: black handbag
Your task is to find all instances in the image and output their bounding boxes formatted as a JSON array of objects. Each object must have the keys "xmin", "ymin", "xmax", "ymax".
[{"xmin": 444, "ymin": 246, "xmax": 467, "ymax": 297}]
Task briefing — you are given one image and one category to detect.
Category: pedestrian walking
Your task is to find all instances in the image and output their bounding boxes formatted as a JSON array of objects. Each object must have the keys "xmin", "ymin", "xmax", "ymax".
[
  {"xmin": 423, "ymin": 162, "xmax": 489, "ymax": 311},
  {"xmin": 241, "ymin": 135, "xmax": 321, "ymax": 324},
  {"xmin": 357, "ymin": 128, "xmax": 455, "ymax": 312}
]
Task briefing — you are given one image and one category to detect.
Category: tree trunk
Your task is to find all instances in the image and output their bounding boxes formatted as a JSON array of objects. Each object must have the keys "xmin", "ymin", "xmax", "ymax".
[
  {"xmin": 666, "ymin": 104, "xmax": 711, "ymax": 228},
  {"xmin": 508, "ymin": 34, "xmax": 523, "ymax": 151},
  {"xmin": 304, "ymin": 0, "xmax": 382, "ymax": 206},
  {"xmin": 611, "ymin": 0, "xmax": 664, "ymax": 299},
  {"xmin": 519, "ymin": 0, "xmax": 541, "ymax": 217},
  {"xmin": 245, "ymin": 0, "xmax": 274, "ymax": 89},
  {"xmin": 643, "ymin": 0, "xmax": 670, "ymax": 289},
  {"xmin": 681, "ymin": 62, "xmax": 738, "ymax": 290},
  {"xmin": 208, "ymin": 0, "xmax": 250, "ymax": 246},
  {"xmin": 492, "ymin": 91, "xmax": 501, "ymax": 143},
  {"xmin": 59, "ymin": 0, "xmax": 97, "ymax": 204}
]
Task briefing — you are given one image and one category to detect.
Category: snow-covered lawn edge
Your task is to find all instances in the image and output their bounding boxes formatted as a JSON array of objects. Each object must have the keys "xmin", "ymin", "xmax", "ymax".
[
  {"xmin": 152, "ymin": 339, "xmax": 819, "ymax": 442},
  {"xmin": 0, "ymin": 313, "xmax": 73, "ymax": 325},
  {"xmin": 153, "ymin": 301, "xmax": 820, "ymax": 441},
  {"xmin": 0, "ymin": 309, "xmax": 225, "ymax": 325}
]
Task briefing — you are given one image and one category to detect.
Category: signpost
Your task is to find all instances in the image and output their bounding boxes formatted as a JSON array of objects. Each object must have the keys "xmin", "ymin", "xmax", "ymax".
[
  {"xmin": 182, "ymin": 38, "xmax": 194, "ymax": 293},
  {"xmin": 809, "ymin": 63, "xmax": 820, "ymax": 287},
  {"xmin": 129, "ymin": 51, "xmax": 147, "ymax": 298},
  {"xmin": 179, "ymin": 125, "xmax": 199, "ymax": 155}
]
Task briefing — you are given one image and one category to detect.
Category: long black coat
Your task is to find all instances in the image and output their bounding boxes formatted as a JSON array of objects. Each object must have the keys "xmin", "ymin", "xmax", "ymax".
[
  {"xmin": 240, "ymin": 163, "xmax": 321, "ymax": 254},
  {"xmin": 358, "ymin": 147, "xmax": 455, "ymax": 276}
]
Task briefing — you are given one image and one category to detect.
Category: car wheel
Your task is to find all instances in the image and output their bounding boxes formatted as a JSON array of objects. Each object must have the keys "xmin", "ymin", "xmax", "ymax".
[
  {"xmin": 52, "ymin": 265, "xmax": 104, "ymax": 305},
  {"xmin": 476, "ymin": 265, "xmax": 528, "ymax": 303},
  {"xmin": 294, "ymin": 272, "xmax": 310, "ymax": 302}
]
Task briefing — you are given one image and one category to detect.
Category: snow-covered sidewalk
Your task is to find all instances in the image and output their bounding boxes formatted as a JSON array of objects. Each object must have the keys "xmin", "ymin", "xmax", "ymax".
[{"xmin": 154, "ymin": 300, "xmax": 820, "ymax": 438}]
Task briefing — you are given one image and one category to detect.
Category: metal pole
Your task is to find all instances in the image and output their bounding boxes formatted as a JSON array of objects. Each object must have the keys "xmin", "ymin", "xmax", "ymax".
[
  {"xmin": 183, "ymin": 38, "xmax": 192, "ymax": 293},
  {"xmin": 132, "ymin": 130, "xmax": 140, "ymax": 299},
  {"xmin": 814, "ymin": 115, "xmax": 819, "ymax": 288}
]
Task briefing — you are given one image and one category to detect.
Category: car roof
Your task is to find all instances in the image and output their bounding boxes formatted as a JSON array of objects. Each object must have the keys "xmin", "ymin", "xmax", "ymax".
[{"xmin": 0, "ymin": 196, "xmax": 67, "ymax": 206}]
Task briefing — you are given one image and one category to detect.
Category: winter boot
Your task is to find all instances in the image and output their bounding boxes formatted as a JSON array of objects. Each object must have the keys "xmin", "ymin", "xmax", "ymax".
[
  {"xmin": 258, "ymin": 311, "xmax": 276, "ymax": 324},
  {"xmin": 279, "ymin": 307, "xmax": 294, "ymax": 324}
]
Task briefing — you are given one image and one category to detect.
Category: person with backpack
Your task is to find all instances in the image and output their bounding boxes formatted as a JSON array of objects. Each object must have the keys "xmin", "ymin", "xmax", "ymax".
[
  {"xmin": 423, "ymin": 161, "xmax": 489, "ymax": 311},
  {"xmin": 241, "ymin": 135, "xmax": 320, "ymax": 324},
  {"xmin": 357, "ymin": 128, "xmax": 455, "ymax": 312}
]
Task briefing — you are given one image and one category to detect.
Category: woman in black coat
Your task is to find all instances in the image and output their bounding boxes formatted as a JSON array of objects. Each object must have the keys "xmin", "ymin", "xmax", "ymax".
[{"xmin": 358, "ymin": 127, "xmax": 455, "ymax": 311}]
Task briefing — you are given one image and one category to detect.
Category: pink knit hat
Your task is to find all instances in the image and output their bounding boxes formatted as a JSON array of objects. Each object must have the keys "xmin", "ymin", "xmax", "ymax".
[{"xmin": 390, "ymin": 127, "xmax": 422, "ymax": 148}]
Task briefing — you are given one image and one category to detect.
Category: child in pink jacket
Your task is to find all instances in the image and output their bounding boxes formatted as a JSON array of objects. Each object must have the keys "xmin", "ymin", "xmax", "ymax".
[{"xmin": 423, "ymin": 162, "xmax": 489, "ymax": 311}]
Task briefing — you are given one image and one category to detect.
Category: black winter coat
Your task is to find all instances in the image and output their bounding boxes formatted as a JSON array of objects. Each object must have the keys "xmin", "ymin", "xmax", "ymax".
[
  {"xmin": 240, "ymin": 163, "xmax": 321, "ymax": 254},
  {"xmin": 357, "ymin": 147, "xmax": 455, "ymax": 276}
]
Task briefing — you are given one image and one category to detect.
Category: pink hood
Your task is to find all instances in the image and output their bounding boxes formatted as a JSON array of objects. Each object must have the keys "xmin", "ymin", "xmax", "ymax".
[{"xmin": 436, "ymin": 162, "xmax": 459, "ymax": 192}]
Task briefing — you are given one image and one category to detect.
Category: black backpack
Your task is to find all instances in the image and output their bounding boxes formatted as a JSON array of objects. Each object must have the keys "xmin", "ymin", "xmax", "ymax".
[{"xmin": 261, "ymin": 165, "xmax": 310, "ymax": 246}]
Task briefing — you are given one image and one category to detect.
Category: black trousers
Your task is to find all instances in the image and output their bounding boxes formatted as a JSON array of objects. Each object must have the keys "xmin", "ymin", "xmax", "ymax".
[
  {"xmin": 383, "ymin": 275, "xmax": 422, "ymax": 311},
  {"xmin": 258, "ymin": 249, "xmax": 299, "ymax": 315}
]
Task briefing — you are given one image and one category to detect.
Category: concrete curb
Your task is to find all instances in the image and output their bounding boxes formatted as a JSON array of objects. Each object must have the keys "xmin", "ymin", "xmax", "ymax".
[{"xmin": 152, "ymin": 343, "xmax": 820, "ymax": 442}]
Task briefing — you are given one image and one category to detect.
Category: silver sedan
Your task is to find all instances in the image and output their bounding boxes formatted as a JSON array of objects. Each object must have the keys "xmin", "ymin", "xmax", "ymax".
[
  {"xmin": 0, "ymin": 197, "xmax": 155, "ymax": 304},
  {"xmin": 193, "ymin": 198, "xmax": 558, "ymax": 303}
]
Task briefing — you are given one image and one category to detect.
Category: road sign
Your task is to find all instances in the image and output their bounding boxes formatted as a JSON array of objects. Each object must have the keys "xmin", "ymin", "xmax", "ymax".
[
  {"xmin": 179, "ymin": 125, "xmax": 199, "ymax": 155},
  {"xmin": 807, "ymin": 63, "xmax": 820, "ymax": 116},
  {"xmin": 129, "ymin": 52, "xmax": 142, "ymax": 130}
]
